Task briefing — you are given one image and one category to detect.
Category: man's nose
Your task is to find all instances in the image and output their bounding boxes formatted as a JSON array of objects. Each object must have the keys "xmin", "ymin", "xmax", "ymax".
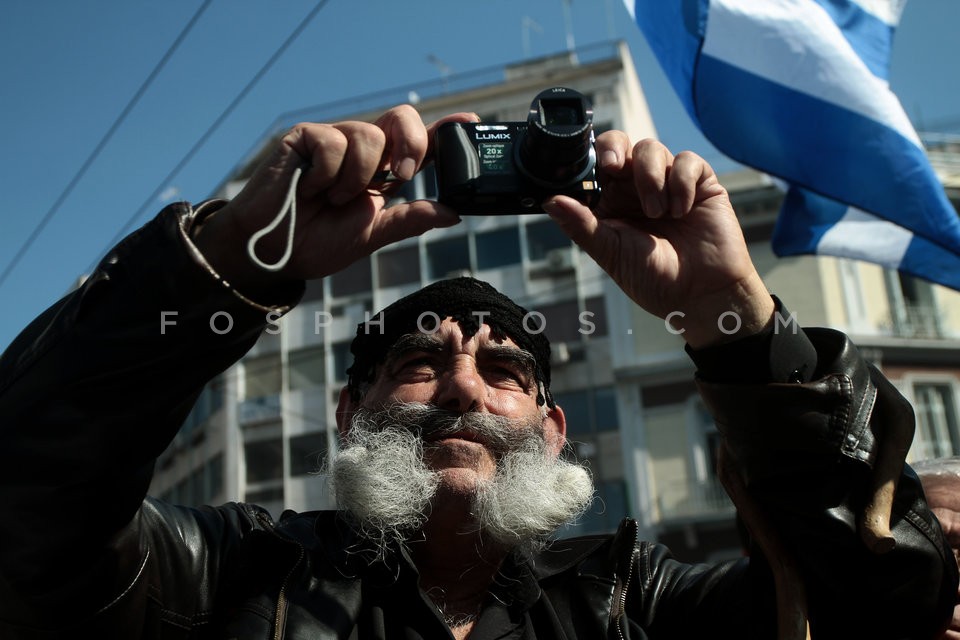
[{"xmin": 434, "ymin": 359, "xmax": 484, "ymax": 413}]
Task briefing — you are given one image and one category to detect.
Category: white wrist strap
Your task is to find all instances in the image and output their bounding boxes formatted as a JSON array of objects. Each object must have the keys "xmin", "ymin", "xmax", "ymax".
[{"xmin": 246, "ymin": 166, "xmax": 302, "ymax": 272}]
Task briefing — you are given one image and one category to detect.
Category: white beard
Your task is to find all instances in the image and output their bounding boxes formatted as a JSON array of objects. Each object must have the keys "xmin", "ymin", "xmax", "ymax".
[{"xmin": 328, "ymin": 402, "xmax": 594, "ymax": 555}]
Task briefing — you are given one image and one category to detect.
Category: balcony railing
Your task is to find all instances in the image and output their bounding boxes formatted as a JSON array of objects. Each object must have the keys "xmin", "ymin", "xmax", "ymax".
[
  {"xmin": 885, "ymin": 304, "xmax": 943, "ymax": 339},
  {"xmin": 656, "ymin": 476, "xmax": 734, "ymax": 522},
  {"xmin": 239, "ymin": 394, "xmax": 282, "ymax": 425}
]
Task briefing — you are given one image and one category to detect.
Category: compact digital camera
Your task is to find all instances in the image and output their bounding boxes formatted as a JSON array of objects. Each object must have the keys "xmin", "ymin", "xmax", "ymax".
[{"xmin": 434, "ymin": 87, "xmax": 600, "ymax": 215}]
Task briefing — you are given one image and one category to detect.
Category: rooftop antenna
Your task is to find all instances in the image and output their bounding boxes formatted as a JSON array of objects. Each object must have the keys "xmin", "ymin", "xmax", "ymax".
[
  {"xmin": 522, "ymin": 16, "xmax": 543, "ymax": 58},
  {"xmin": 426, "ymin": 53, "xmax": 452, "ymax": 91}
]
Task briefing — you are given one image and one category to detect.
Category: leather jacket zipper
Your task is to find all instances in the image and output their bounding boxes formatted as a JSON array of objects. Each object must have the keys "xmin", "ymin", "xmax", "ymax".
[
  {"xmin": 614, "ymin": 522, "xmax": 640, "ymax": 640},
  {"xmin": 256, "ymin": 512, "xmax": 306, "ymax": 640}
]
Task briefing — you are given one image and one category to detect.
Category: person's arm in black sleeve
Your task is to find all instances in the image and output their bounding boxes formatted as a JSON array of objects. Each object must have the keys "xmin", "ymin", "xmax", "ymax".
[
  {"xmin": 544, "ymin": 130, "xmax": 957, "ymax": 637},
  {"xmin": 686, "ymin": 296, "xmax": 818, "ymax": 384},
  {"xmin": 689, "ymin": 300, "xmax": 958, "ymax": 638},
  {"xmin": 0, "ymin": 201, "xmax": 302, "ymax": 636},
  {"xmin": 0, "ymin": 106, "xmax": 480, "ymax": 637}
]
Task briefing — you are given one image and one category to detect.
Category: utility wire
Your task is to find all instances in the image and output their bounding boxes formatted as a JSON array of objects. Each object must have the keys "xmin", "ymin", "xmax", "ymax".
[
  {"xmin": 0, "ymin": 0, "xmax": 214, "ymax": 291},
  {"xmin": 86, "ymin": 0, "xmax": 333, "ymax": 276}
]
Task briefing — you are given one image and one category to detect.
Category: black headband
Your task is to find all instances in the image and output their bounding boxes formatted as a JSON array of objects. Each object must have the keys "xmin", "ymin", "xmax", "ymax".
[{"xmin": 346, "ymin": 277, "xmax": 553, "ymax": 407}]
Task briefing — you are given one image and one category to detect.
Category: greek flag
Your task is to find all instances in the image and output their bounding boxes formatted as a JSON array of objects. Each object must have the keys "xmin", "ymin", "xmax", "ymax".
[{"xmin": 625, "ymin": 0, "xmax": 960, "ymax": 290}]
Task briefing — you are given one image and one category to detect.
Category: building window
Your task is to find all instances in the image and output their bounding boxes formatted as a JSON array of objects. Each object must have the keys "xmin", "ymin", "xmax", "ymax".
[
  {"xmin": 243, "ymin": 353, "xmax": 281, "ymax": 400},
  {"xmin": 692, "ymin": 400, "xmax": 731, "ymax": 514},
  {"xmin": 288, "ymin": 345, "xmax": 326, "ymax": 391},
  {"xmin": 245, "ymin": 438, "xmax": 284, "ymax": 484},
  {"xmin": 289, "ymin": 431, "xmax": 329, "ymax": 476},
  {"xmin": 182, "ymin": 378, "xmax": 225, "ymax": 432},
  {"xmin": 302, "ymin": 278, "xmax": 325, "ymax": 302},
  {"xmin": 583, "ymin": 295, "xmax": 608, "ymax": 337},
  {"xmin": 245, "ymin": 486, "xmax": 284, "ymax": 511},
  {"xmin": 554, "ymin": 386, "xmax": 619, "ymax": 437},
  {"xmin": 330, "ymin": 258, "xmax": 372, "ymax": 298},
  {"xmin": 912, "ymin": 382, "xmax": 960, "ymax": 460},
  {"xmin": 593, "ymin": 480, "xmax": 628, "ymax": 531},
  {"xmin": 378, "ymin": 245, "xmax": 421, "ymax": 287},
  {"xmin": 332, "ymin": 340, "xmax": 353, "ymax": 383},
  {"xmin": 593, "ymin": 387, "xmax": 618, "ymax": 431},
  {"xmin": 536, "ymin": 299, "xmax": 582, "ymax": 344},
  {"xmin": 885, "ymin": 270, "xmax": 941, "ymax": 338},
  {"xmin": 476, "ymin": 226, "xmax": 521, "ymax": 270},
  {"xmin": 559, "ymin": 480, "xmax": 627, "ymax": 537},
  {"xmin": 525, "ymin": 219, "xmax": 571, "ymax": 261},
  {"xmin": 426, "ymin": 235, "xmax": 471, "ymax": 279},
  {"xmin": 206, "ymin": 453, "xmax": 224, "ymax": 500}
]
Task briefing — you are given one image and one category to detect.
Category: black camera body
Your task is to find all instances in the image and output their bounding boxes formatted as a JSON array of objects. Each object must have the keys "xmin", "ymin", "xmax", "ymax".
[{"xmin": 434, "ymin": 87, "xmax": 600, "ymax": 215}]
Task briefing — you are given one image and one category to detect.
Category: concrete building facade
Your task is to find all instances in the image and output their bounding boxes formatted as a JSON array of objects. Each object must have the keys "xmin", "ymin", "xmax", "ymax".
[{"xmin": 149, "ymin": 42, "xmax": 960, "ymax": 562}]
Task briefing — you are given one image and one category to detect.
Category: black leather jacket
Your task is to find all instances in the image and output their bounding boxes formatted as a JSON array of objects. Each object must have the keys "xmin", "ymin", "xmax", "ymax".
[{"xmin": 0, "ymin": 204, "xmax": 956, "ymax": 639}]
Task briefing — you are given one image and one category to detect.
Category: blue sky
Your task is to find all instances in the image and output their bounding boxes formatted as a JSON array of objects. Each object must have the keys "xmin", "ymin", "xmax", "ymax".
[{"xmin": 1, "ymin": 0, "xmax": 958, "ymax": 352}]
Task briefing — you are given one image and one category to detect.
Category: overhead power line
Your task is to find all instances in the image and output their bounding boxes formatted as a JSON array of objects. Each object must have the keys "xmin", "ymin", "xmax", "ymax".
[
  {"xmin": 87, "ymin": 0, "xmax": 333, "ymax": 276},
  {"xmin": 0, "ymin": 0, "xmax": 214, "ymax": 291}
]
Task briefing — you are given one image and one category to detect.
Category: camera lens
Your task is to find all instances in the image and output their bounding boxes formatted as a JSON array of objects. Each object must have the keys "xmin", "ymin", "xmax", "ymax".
[
  {"xmin": 518, "ymin": 88, "xmax": 594, "ymax": 186},
  {"xmin": 541, "ymin": 101, "xmax": 584, "ymax": 127}
]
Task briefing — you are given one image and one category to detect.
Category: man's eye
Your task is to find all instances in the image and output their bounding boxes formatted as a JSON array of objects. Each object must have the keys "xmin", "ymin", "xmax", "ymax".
[
  {"xmin": 488, "ymin": 365, "xmax": 527, "ymax": 384},
  {"xmin": 397, "ymin": 356, "xmax": 439, "ymax": 373}
]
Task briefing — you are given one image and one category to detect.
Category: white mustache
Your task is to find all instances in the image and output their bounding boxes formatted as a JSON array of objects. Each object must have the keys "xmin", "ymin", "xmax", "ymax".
[
  {"xmin": 330, "ymin": 401, "xmax": 594, "ymax": 558},
  {"xmin": 349, "ymin": 402, "xmax": 545, "ymax": 457}
]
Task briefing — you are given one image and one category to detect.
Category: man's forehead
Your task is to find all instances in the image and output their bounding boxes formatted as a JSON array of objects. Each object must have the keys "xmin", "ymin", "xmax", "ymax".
[{"xmin": 387, "ymin": 322, "xmax": 525, "ymax": 354}]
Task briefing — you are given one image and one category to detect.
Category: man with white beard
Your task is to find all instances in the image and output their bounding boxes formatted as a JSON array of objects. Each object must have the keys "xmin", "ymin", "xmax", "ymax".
[
  {"xmin": 0, "ymin": 104, "xmax": 956, "ymax": 639},
  {"xmin": 332, "ymin": 401, "xmax": 593, "ymax": 558}
]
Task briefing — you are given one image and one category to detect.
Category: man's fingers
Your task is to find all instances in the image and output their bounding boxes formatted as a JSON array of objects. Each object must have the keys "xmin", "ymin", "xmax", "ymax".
[
  {"xmin": 326, "ymin": 122, "xmax": 387, "ymax": 205},
  {"xmin": 668, "ymin": 150, "xmax": 726, "ymax": 219},
  {"xmin": 281, "ymin": 123, "xmax": 349, "ymax": 197},
  {"xmin": 374, "ymin": 105, "xmax": 429, "ymax": 181},
  {"xmin": 632, "ymin": 139, "xmax": 673, "ymax": 219},
  {"xmin": 543, "ymin": 195, "xmax": 600, "ymax": 251},
  {"xmin": 594, "ymin": 129, "xmax": 631, "ymax": 174},
  {"xmin": 666, "ymin": 151, "xmax": 705, "ymax": 219},
  {"xmin": 372, "ymin": 200, "xmax": 462, "ymax": 249}
]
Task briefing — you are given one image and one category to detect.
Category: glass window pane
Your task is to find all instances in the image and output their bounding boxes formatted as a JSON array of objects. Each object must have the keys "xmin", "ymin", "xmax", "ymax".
[
  {"xmin": 207, "ymin": 453, "xmax": 224, "ymax": 499},
  {"xmin": 597, "ymin": 480, "xmax": 627, "ymax": 531},
  {"xmin": 554, "ymin": 389, "xmax": 591, "ymax": 436},
  {"xmin": 914, "ymin": 383, "xmax": 960, "ymax": 458},
  {"xmin": 526, "ymin": 219, "xmax": 570, "ymax": 261},
  {"xmin": 244, "ymin": 353, "xmax": 281, "ymax": 399},
  {"xmin": 302, "ymin": 278, "xmax": 325, "ymax": 302},
  {"xmin": 378, "ymin": 245, "xmax": 421, "ymax": 287},
  {"xmin": 536, "ymin": 299, "xmax": 581, "ymax": 344},
  {"xmin": 583, "ymin": 295, "xmax": 608, "ymax": 337},
  {"xmin": 245, "ymin": 486, "xmax": 284, "ymax": 512},
  {"xmin": 426, "ymin": 235, "xmax": 470, "ymax": 279},
  {"xmin": 330, "ymin": 258, "xmax": 372, "ymax": 297},
  {"xmin": 289, "ymin": 431, "xmax": 329, "ymax": 476},
  {"xmin": 288, "ymin": 346, "xmax": 326, "ymax": 390},
  {"xmin": 594, "ymin": 387, "xmax": 619, "ymax": 431},
  {"xmin": 332, "ymin": 341, "xmax": 353, "ymax": 383},
  {"xmin": 245, "ymin": 438, "xmax": 283, "ymax": 483},
  {"xmin": 476, "ymin": 227, "xmax": 521, "ymax": 270}
]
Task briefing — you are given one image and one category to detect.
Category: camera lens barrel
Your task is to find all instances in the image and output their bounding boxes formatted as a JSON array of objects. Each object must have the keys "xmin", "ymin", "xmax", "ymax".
[{"xmin": 517, "ymin": 87, "xmax": 595, "ymax": 187}]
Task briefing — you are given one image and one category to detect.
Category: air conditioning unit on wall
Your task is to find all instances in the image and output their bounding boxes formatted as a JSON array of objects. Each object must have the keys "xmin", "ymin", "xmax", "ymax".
[{"xmin": 545, "ymin": 247, "xmax": 576, "ymax": 273}]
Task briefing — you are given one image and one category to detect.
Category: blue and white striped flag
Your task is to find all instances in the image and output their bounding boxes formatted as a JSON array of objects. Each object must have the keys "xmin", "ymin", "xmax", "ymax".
[{"xmin": 625, "ymin": 0, "xmax": 960, "ymax": 290}]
